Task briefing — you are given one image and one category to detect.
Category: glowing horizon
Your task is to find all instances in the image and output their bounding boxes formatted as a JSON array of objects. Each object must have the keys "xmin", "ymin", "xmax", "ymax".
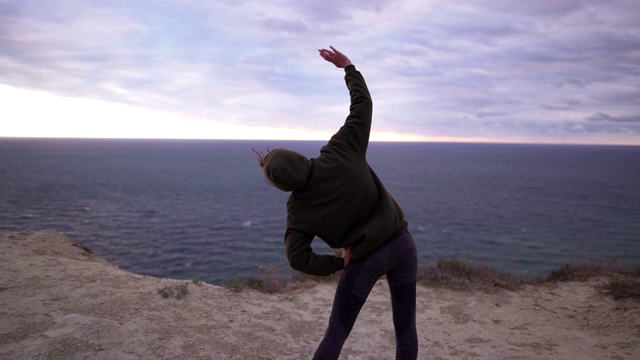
[
  {"xmin": 2, "ymin": 84, "xmax": 638, "ymax": 146},
  {"xmin": 0, "ymin": 84, "xmax": 431, "ymax": 142}
]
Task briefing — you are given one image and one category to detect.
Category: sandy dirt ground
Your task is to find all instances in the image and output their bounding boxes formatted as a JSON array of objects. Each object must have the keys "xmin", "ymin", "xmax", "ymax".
[{"xmin": 1, "ymin": 231, "xmax": 639, "ymax": 360}]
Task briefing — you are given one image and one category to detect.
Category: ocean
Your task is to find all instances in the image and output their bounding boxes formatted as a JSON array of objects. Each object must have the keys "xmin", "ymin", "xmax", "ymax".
[{"xmin": 1, "ymin": 138, "xmax": 639, "ymax": 284}]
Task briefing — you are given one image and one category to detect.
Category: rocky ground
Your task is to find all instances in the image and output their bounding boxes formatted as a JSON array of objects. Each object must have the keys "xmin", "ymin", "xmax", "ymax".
[{"xmin": 1, "ymin": 231, "xmax": 639, "ymax": 359}]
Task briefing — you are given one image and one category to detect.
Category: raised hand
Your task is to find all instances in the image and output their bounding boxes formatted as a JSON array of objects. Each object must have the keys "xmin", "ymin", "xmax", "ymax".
[{"xmin": 318, "ymin": 46, "xmax": 352, "ymax": 68}]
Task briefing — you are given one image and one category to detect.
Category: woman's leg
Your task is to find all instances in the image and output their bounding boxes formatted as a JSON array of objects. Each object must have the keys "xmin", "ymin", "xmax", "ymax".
[
  {"xmin": 386, "ymin": 231, "xmax": 418, "ymax": 360},
  {"xmin": 312, "ymin": 230, "xmax": 418, "ymax": 360},
  {"xmin": 312, "ymin": 251, "xmax": 386, "ymax": 360}
]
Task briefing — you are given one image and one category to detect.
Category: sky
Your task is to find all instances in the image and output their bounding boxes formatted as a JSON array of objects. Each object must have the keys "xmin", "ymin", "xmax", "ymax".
[{"xmin": 1, "ymin": 0, "xmax": 639, "ymax": 144}]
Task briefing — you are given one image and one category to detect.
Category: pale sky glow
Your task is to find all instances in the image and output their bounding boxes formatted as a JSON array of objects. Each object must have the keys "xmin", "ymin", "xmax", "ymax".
[
  {"xmin": 1, "ymin": 0, "xmax": 639, "ymax": 144},
  {"xmin": 1, "ymin": 84, "xmax": 432, "ymax": 141}
]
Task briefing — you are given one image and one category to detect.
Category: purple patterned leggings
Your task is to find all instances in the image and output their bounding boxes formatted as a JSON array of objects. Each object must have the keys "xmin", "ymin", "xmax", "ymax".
[{"xmin": 312, "ymin": 228, "xmax": 418, "ymax": 360}]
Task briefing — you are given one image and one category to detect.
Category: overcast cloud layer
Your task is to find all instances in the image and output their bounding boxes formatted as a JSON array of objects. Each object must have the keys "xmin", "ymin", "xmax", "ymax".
[{"xmin": 1, "ymin": 0, "xmax": 639, "ymax": 144}]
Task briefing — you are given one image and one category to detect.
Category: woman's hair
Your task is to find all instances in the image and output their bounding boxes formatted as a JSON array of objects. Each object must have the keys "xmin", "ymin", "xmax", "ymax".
[
  {"xmin": 252, "ymin": 147, "xmax": 274, "ymax": 187},
  {"xmin": 251, "ymin": 147, "xmax": 273, "ymax": 168}
]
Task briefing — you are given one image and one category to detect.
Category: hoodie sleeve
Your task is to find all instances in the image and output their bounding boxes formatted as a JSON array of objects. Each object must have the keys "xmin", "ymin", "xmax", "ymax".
[
  {"xmin": 327, "ymin": 64, "xmax": 373, "ymax": 157},
  {"xmin": 284, "ymin": 227, "xmax": 345, "ymax": 276}
]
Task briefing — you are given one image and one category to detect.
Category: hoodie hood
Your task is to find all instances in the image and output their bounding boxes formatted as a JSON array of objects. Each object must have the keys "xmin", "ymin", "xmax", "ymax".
[{"xmin": 262, "ymin": 149, "xmax": 313, "ymax": 192}]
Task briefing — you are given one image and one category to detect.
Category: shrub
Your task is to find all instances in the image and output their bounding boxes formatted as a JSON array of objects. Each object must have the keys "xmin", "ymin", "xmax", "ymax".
[
  {"xmin": 224, "ymin": 267, "xmax": 291, "ymax": 294},
  {"xmin": 417, "ymin": 258, "xmax": 523, "ymax": 293},
  {"xmin": 601, "ymin": 275, "xmax": 640, "ymax": 300},
  {"xmin": 158, "ymin": 283, "xmax": 190, "ymax": 299},
  {"xmin": 543, "ymin": 264, "xmax": 608, "ymax": 282},
  {"xmin": 542, "ymin": 262, "xmax": 640, "ymax": 302}
]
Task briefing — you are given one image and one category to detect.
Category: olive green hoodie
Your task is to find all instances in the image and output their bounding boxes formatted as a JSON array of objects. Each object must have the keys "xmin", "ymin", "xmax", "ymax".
[{"xmin": 263, "ymin": 65, "xmax": 407, "ymax": 276}]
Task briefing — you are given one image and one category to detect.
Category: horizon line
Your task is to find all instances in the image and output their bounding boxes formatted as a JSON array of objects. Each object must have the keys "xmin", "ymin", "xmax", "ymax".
[{"xmin": 2, "ymin": 135, "xmax": 639, "ymax": 147}]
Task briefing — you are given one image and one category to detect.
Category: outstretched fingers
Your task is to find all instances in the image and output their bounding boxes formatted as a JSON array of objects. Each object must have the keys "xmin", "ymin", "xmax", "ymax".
[{"xmin": 318, "ymin": 48, "xmax": 335, "ymax": 61}]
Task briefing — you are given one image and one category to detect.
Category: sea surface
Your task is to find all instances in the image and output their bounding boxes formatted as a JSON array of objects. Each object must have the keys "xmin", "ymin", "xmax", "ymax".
[{"xmin": 1, "ymin": 138, "xmax": 639, "ymax": 284}]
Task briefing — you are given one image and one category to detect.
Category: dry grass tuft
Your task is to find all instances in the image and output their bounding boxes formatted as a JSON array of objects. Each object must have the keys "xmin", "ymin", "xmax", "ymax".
[
  {"xmin": 417, "ymin": 258, "xmax": 524, "ymax": 293},
  {"xmin": 225, "ymin": 250, "xmax": 345, "ymax": 293},
  {"xmin": 224, "ymin": 266, "xmax": 343, "ymax": 294},
  {"xmin": 158, "ymin": 283, "xmax": 190, "ymax": 299},
  {"xmin": 601, "ymin": 275, "xmax": 640, "ymax": 300},
  {"xmin": 542, "ymin": 262, "xmax": 640, "ymax": 301},
  {"xmin": 225, "ymin": 267, "xmax": 297, "ymax": 294},
  {"xmin": 543, "ymin": 263, "xmax": 609, "ymax": 282}
]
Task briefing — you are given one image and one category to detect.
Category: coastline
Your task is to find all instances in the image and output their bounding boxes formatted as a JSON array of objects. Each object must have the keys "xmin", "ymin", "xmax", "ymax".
[{"xmin": 1, "ymin": 232, "xmax": 638, "ymax": 359}]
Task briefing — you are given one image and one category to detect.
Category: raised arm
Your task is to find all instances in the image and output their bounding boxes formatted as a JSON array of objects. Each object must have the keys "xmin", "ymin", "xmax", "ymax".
[{"xmin": 319, "ymin": 46, "xmax": 372, "ymax": 156}]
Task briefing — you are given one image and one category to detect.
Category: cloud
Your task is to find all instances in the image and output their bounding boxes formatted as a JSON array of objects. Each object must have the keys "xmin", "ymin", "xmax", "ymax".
[
  {"xmin": 469, "ymin": 0, "xmax": 589, "ymax": 16},
  {"xmin": 261, "ymin": 18, "xmax": 310, "ymax": 35},
  {"xmin": 542, "ymin": 103, "xmax": 578, "ymax": 111},
  {"xmin": 1, "ymin": 0, "xmax": 639, "ymax": 144},
  {"xmin": 587, "ymin": 113, "xmax": 640, "ymax": 123},
  {"xmin": 476, "ymin": 111, "xmax": 509, "ymax": 119}
]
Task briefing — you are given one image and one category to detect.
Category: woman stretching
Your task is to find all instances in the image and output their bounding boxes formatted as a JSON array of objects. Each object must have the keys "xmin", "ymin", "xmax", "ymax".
[{"xmin": 256, "ymin": 46, "xmax": 418, "ymax": 360}]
